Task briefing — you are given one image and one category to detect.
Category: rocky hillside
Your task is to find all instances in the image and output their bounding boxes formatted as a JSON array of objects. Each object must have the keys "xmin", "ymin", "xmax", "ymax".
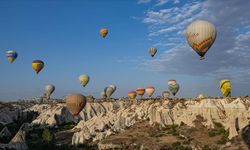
[
  {"xmin": 1, "ymin": 97, "xmax": 250, "ymax": 149},
  {"xmin": 23, "ymin": 98, "xmax": 249, "ymax": 148}
]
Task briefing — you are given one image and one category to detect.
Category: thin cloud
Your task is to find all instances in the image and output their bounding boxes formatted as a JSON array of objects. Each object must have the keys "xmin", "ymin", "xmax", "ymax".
[
  {"xmin": 137, "ymin": 0, "xmax": 151, "ymax": 4},
  {"xmin": 140, "ymin": 0, "xmax": 250, "ymax": 87}
]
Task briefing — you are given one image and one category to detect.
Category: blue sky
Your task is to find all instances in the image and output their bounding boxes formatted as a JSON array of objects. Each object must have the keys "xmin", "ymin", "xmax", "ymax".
[{"xmin": 0, "ymin": 0, "xmax": 250, "ymax": 100}]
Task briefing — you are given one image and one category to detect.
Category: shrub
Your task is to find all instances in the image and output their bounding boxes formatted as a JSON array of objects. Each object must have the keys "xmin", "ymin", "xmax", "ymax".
[{"xmin": 42, "ymin": 128, "xmax": 53, "ymax": 143}]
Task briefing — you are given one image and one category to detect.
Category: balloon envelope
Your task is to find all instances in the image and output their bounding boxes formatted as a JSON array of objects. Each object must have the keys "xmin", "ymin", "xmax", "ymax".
[
  {"xmin": 32, "ymin": 60, "xmax": 44, "ymax": 74},
  {"xmin": 109, "ymin": 84, "xmax": 116, "ymax": 92},
  {"xmin": 136, "ymin": 88, "xmax": 145, "ymax": 97},
  {"xmin": 128, "ymin": 90, "xmax": 137, "ymax": 99},
  {"xmin": 197, "ymin": 93, "xmax": 205, "ymax": 99},
  {"xmin": 44, "ymin": 84, "xmax": 55, "ymax": 99},
  {"xmin": 219, "ymin": 80, "xmax": 231, "ymax": 97},
  {"xmin": 168, "ymin": 83, "xmax": 179, "ymax": 96},
  {"xmin": 146, "ymin": 86, "xmax": 155, "ymax": 97},
  {"xmin": 106, "ymin": 87, "xmax": 115, "ymax": 98},
  {"xmin": 6, "ymin": 50, "xmax": 18, "ymax": 63},
  {"xmin": 100, "ymin": 28, "xmax": 108, "ymax": 38},
  {"xmin": 104, "ymin": 87, "xmax": 108, "ymax": 93},
  {"xmin": 168, "ymin": 80, "xmax": 177, "ymax": 86},
  {"xmin": 79, "ymin": 75, "xmax": 90, "ymax": 87},
  {"xmin": 66, "ymin": 93, "xmax": 86, "ymax": 116},
  {"xmin": 162, "ymin": 91, "xmax": 170, "ymax": 98},
  {"xmin": 100, "ymin": 91, "xmax": 107, "ymax": 98},
  {"xmin": 186, "ymin": 20, "xmax": 217, "ymax": 60},
  {"xmin": 148, "ymin": 47, "xmax": 157, "ymax": 57}
]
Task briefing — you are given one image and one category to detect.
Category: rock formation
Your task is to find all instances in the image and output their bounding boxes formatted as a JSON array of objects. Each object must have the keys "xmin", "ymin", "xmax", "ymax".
[
  {"xmin": 0, "ymin": 123, "xmax": 29, "ymax": 150},
  {"xmin": 27, "ymin": 104, "xmax": 75, "ymax": 126},
  {"xmin": 23, "ymin": 98, "xmax": 250, "ymax": 146},
  {"xmin": 0, "ymin": 104, "xmax": 27, "ymax": 125},
  {"xmin": 0, "ymin": 126, "xmax": 11, "ymax": 139}
]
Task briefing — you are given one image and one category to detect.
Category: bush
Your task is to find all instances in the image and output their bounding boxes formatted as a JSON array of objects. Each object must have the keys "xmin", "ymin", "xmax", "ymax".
[
  {"xmin": 217, "ymin": 129, "xmax": 229, "ymax": 145},
  {"xmin": 172, "ymin": 142, "xmax": 192, "ymax": 150},
  {"xmin": 202, "ymin": 145, "xmax": 218, "ymax": 150},
  {"xmin": 42, "ymin": 128, "xmax": 53, "ymax": 143},
  {"xmin": 208, "ymin": 130, "xmax": 217, "ymax": 137},
  {"xmin": 167, "ymin": 124, "xmax": 179, "ymax": 135}
]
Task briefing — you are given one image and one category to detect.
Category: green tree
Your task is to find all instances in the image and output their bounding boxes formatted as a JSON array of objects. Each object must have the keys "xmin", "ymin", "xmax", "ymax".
[{"xmin": 42, "ymin": 128, "xmax": 53, "ymax": 143}]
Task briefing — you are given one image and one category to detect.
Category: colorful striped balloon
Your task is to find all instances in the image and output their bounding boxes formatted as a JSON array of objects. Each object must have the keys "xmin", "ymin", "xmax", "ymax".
[
  {"xmin": 168, "ymin": 83, "xmax": 180, "ymax": 96},
  {"xmin": 186, "ymin": 20, "xmax": 217, "ymax": 60},
  {"xmin": 168, "ymin": 80, "xmax": 177, "ymax": 86},
  {"xmin": 6, "ymin": 50, "xmax": 18, "ymax": 63},
  {"xmin": 128, "ymin": 90, "xmax": 137, "ymax": 99},
  {"xmin": 219, "ymin": 80, "xmax": 231, "ymax": 97}
]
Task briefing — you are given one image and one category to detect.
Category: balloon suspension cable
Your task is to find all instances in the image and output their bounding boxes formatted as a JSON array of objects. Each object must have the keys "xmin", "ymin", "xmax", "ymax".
[
  {"xmin": 200, "ymin": 56, "xmax": 205, "ymax": 60},
  {"xmin": 73, "ymin": 115, "xmax": 80, "ymax": 123}
]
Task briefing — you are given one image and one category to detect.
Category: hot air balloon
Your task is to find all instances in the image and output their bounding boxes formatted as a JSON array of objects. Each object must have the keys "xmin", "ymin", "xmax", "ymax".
[
  {"xmin": 44, "ymin": 84, "xmax": 55, "ymax": 100},
  {"xmin": 66, "ymin": 93, "xmax": 86, "ymax": 116},
  {"xmin": 136, "ymin": 88, "xmax": 145, "ymax": 98},
  {"xmin": 6, "ymin": 50, "xmax": 18, "ymax": 63},
  {"xmin": 128, "ymin": 90, "xmax": 137, "ymax": 100},
  {"xmin": 106, "ymin": 87, "xmax": 115, "ymax": 98},
  {"xmin": 109, "ymin": 84, "xmax": 116, "ymax": 92},
  {"xmin": 146, "ymin": 86, "xmax": 155, "ymax": 97},
  {"xmin": 219, "ymin": 80, "xmax": 231, "ymax": 97},
  {"xmin": 168, "ymin": 80, "xmax": 177, "ymax": 86},
  {"xmin": 186, "ymin": 20, "xmax": 217, "ymax": 60},
  {"xmin": 32, "ymin": 60, "xmax": 44, "ymax": 74},
  {"xmin": 197, "ymin": 93, "xmax": 205, "ymax": 99},
  {"xmin": 168, "ymin": 82, "xmax": 179, "ymax": 96},
  {"xmin": 100, "ymin": 28, "xmax": 108, "ymax": 38},
  {"xmin": 100, "ymin": 91, "xmax": 107, "ymax": 99},
  {"xmin": 104, "ymin": 86, "xmax": 108, "ymax": 93},
  {"xmin": 79, "ymin": 74, "xmax": 90, "ymax": 87},
  {"xmin": 162, "ymin": 91, "xmax": 170, "ymax": 99},
  {"xmin": 148, "ymin": 47, "xmax": 157, "ymax": 57}
]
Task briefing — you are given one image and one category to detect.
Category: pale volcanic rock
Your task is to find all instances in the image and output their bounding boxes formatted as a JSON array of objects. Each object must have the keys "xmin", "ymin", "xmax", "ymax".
[
  {"xmin": 29, "ymin": 104, "xmax": 75, "ymax": 126},
  {"xmin": 0, "ymin": 105, "xmax": 27, "ymax": 125},
  {"xmin": 22, "ymin": 98, "xmax": 250, "ymax": 145},
  {"xmin": 72, "ymin": 98, "xmax": 250, "ymax": 145},
  {"xmin": 0, "ymin": 127, "xmax": 11, "ymax": 138},
  {"xmin": 0, "ymin": 123, "xmax": 29, "ymax": 150},
  {"xmin": 98, "ymin": 143, "xmax": 123, "ymax": 150}
]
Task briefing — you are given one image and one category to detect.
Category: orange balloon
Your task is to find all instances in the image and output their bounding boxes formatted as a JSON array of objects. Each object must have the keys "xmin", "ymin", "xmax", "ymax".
[
  {"xmin": 66, "ymin": 94, "xmax": 86, "ymax": 116},
  {"xmin": 136, "ymin": 88, "xmax": 145, "ymax": 97},
  {"xmin": 100, "ymin": 28, "xmax": 108, "ymax": 38}
]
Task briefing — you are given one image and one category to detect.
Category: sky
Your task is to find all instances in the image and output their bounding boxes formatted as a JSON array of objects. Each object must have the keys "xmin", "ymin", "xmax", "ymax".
[{"xmin": 0, "ymin": 0, "xmax": 250, "ymax": 101}]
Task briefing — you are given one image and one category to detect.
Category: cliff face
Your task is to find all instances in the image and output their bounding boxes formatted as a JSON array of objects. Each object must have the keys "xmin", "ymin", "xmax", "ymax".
[
  {"xmin": 0, "ymin": 104, "xmax": 27, "ymax": 125},
  {"xmin": 26, "ymin": 98, "xmax": 250, "ymax": 145},
  {"xmin": 26, "ymin": 104, "xmax": 75, "ymax": 126},
  {"xmin": 0, "ymin": 123, "xmax": 29, "ymax": 150}
]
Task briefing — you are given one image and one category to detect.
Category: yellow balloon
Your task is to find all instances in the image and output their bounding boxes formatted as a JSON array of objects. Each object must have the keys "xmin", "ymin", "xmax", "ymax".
[
  {"xmin": 79, "ymin": 74, "xmax": 90, "ymax": 87},
  {"xmin": 100, "ymin": 28, "xmax": 108, "ymax": 38},
  {"xmin": 197, "ymin": 94, "xmax": 205, "ymax": 99},
  {"xmin": 32, "ymin": 60, "xmax": 44, "ymax": 74},
  {"xmin": 128, "ymin": 90, "xmax": 137, "ymax": 99},
  {"xmin": 8, "ymin": 57, "xmax": 15, "ymax": 63},
  {"xmin": 219, "ymin": 80, "xmax": 231, "ymax": 97},
  {"xmin": 186, "ymin": 20, "xmax": 217, "ymax": 60}
]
